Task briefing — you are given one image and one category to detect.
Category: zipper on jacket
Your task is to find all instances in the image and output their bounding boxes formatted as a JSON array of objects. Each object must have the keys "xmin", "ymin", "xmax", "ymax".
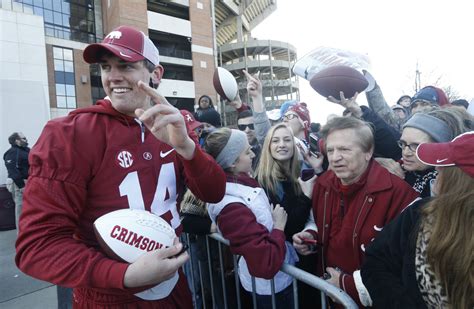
[
  {"xmin": 134, "ymin": 119, "xmax": 146, "ymax": 143},
  {"xmin": 352, "ymin": 196, "xmax": 369, "ymax": 249},
  {"xmin": 340, "ymin": 195, "xmax": 345, "ymax": 219}
]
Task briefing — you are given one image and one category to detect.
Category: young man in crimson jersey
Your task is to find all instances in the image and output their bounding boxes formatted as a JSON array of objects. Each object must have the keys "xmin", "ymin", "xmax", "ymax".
[{"xmin": 15, "ymin": 25, "xmax": 226, "ymax": 308}]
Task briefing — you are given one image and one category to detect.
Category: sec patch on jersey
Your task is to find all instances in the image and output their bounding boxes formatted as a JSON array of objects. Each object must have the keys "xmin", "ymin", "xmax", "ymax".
[{"xmin": 93, "ymin": 209, "xmax": 176, "ymax": 263}]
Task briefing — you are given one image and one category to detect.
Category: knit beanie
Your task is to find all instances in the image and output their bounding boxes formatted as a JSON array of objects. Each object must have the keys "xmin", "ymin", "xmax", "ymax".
[
  {"xmin": 287, "ymin": 102, "xmax": 311, "ymax": 131},
  {"xmin": 403, "ymin": 113, "xmax": 452, "ymax": 142},
  {"xmin": 411, "ymin": 86, "xmax": 449, "ymax": 108}
]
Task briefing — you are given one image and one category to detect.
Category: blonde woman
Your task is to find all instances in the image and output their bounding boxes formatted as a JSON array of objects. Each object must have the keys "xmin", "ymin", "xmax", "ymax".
[
  {"xmin": 256, "ymin": 123, "xmax": 315, "ymax": 242},
  {"xmin": 256, "ymin": 123, "xmax": 318, "ymax": 309},
  {"xmin": 361, "ymin": 131, "xmax": 474, "ymax": 308}
]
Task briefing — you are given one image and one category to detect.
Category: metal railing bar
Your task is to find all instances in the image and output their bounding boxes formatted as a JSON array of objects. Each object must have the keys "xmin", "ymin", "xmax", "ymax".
[{"xmin": 208, "ymin": 232, "xmax": 357, "ymax": 308}]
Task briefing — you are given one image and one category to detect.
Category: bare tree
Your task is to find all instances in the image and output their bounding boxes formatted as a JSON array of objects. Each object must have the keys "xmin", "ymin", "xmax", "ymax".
[
  {"xmin": 410, "ymin": 63, "xmax": 461, "ymax": 102},
  {"xmin": 441, "ymin": 85, "xmax": 461, "ymax": 102}
]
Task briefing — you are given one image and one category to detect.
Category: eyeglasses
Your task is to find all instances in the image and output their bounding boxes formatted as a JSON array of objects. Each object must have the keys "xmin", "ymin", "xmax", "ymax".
[
  {"xmin": 397, "ymin": 140, "xmax": 419, "ymax": 152},
  {"xmin": 238, "ymin": 123, "xmax": 254, "ymax": 131},
  {"xmin": 283, "ymin": 113, "xmax": 298, "ymax": 121}
]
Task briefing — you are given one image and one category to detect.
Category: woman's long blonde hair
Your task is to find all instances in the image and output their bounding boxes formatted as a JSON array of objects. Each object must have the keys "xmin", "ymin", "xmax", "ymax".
[
  {"xmin": 256, "ymin": 123, "xmax": 301, "ymax": 197},
  {"xmin": 422, "ymin": 166, "xmax": 474, "ymax": 309}
]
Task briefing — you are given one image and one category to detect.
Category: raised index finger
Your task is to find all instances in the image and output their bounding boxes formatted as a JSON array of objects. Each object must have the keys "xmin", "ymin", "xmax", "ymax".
[
  {"xmin": 137, "ymin": 80, "xmax": 170, "ymax": 106},
  {"xmin": 243, "ymin": 69, "xmax": 260, "ymax": 82}
]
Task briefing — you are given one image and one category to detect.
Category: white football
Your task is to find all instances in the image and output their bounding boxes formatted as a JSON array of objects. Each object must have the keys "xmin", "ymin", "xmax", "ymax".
[
  {"xmin": 213, "ymin": 67, "xmax": 238, "ymax": 101},
  {"xmin": 93, "ymin": 209, "xmax": 176, "ymax": 263}
]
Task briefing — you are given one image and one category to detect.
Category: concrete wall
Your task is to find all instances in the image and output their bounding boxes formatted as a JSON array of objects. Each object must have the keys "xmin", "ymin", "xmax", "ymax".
[
  {"xmin": 159, "ymin": 79, "xmax": 195, "ymax": 98},
  {"xmin": 148, "ymin": 11, "xmax": 192, "ymax": 37},
  {"xmin": 0, "ymin": 9, "xmax": 50, "ymax": 184}
]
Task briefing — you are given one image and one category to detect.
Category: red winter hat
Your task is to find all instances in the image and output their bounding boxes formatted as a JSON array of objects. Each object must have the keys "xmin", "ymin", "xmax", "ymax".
[
  {"xmin": 83, "ymin": 26, "xmax": 160, "ymax": 66},
  {"xmin": 416, "ymin": 131, "xmax": 474, "ymax": 178},
  {"xmin": 180, "ymin": 110, "xmax": 203, "ymax": 132},
  {"xmin": 287, "ymin": 102, "xmax": 311, "ymax": 130}
]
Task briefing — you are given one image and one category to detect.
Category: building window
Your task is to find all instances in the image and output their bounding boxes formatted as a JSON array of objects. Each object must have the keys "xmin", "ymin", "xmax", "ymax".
[
  {"xmin": 161, "ymin": 64, "xmax": 193, "ymax": 81},
  {"xmin": 149, "ymin": 30, "xmax": 192, "ymax": 60},
  {"xmin": 53, "ymin": 47, "xmax": 76, "ymax": 108},
  {"xmin": 13, "ymin": 0, "xmax": 97, "ymax": 43},
  {"xmin": 147, "ymin": 0, "xmax": 190, "ymax": 20},
  {"xmin": 90, "ymin": 63, "xmax": 106, "ymax": 104}
]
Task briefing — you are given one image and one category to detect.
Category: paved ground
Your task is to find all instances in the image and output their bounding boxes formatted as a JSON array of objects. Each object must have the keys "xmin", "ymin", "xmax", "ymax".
[{"xmin": 0, "ymin": 229, "xmax": 57, "ymax": 309}]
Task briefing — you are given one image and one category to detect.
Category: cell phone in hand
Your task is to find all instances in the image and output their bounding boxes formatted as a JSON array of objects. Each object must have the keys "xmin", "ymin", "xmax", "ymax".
[
  {"xmin": 309, "ymin": 133, "xmax": 320, "ymax": 155},
  {"xmin": 301, "ymin": 168, "xmax": 315, "ymax": 181},
  {"xmin": 301, "ymin": 237, "xmax": 317, "ymax": 245},
  {"xmin": 301, "ymin": 237, "xmax": 319, "ymax": 252}
]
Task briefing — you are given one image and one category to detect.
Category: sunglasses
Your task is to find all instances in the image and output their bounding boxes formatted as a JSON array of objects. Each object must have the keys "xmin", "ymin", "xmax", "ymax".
[
  {"xmin": 238, "ymin": 123, "xmax": 254, "ymax": 131},
  {"xmin": 397, "ymin": 140, "xmax": 419, "ymax": 152}
]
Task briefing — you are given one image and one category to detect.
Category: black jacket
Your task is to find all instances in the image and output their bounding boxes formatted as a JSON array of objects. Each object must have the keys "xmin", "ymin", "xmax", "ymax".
[
  {"xmin": 361, "ymin": 198, "xmax": 428, "ymax": 308},
  {"xmin": 3, "ymin": 145, "xmax": 30, "ymax": 188},
  {"xmin": 360, "ymin": 106, "xmax": 402, "ymax": 160},
  {"xmin": 266, "ymin": 180, "xmax": 312, "ymax": 243}
]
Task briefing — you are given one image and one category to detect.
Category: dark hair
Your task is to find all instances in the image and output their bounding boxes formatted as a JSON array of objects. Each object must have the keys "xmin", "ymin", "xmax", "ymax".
[
  {"xmin": 310, "ymin": 122, "xmax": 321, "ymax": 133},
  {"xmin": 142, "ymin": 59, "xmax": 156, "ymax": 73},
  {"xmin": 451, "ymin": 99, "xmax": 469, "ymax": 109},
  {"xmin": 198, "ymin": 95, "xmax": 213, "ymax": 108},
  {"xmin": 8, "ymin": 132, "xmax": 20, "ymax": 145},
  {"xmin": 237, "ymin": 110, "xmax": 253, "ymax": 120}
]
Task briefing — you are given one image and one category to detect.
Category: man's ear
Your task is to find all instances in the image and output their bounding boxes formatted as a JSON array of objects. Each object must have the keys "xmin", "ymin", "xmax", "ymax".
[
  {"xmin": 151, "ymin": 65, "xmax": 164, "ymax": 87},
  {"xmin": 366, "ymin": 147, "xmax": 374, "ymax": 161}
]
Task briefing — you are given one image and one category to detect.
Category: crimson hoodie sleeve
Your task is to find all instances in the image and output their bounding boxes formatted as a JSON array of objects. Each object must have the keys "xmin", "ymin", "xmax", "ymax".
[
  {"xmin": 15, "ymin": 120, "xmax": 130, "ymax": 290},
  {"xmin": 217, "ymin": 203, "xmax": 286, "ymax": 279},
  {"xmin": 16, "ymin": 176, "xmax": 130, "ymax": 289},
  {"xmin": 236, "ymin": 102, "xmax": 251, "ymax": 113},
  {"xmin": 180, "ymin": 145, "xmax": 226, "ymax": 203},
  {"xmin": 339, "ymin": 273, "xmax": 362, "ymax": 307}
]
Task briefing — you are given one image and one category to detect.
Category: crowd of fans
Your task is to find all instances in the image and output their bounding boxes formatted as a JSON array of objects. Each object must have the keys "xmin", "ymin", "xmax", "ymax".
[
  {"xmin": 13, "ymin": 25, "xmax": 473, "ymax": 309},
  {"xmin": 186, "ymin": 68, "xmax": 474, "ymax": 309}
]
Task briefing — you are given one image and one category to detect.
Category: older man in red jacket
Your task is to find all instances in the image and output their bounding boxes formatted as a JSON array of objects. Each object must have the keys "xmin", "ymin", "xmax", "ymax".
[{"xmin": 293, "ymin": 116, "xmax": 419, "ymax": 307}]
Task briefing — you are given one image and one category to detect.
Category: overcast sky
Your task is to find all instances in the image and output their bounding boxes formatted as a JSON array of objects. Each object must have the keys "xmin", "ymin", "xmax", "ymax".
[{"xmin": 252, "ymin": 0, "xmax": 474, "ymax": 124}]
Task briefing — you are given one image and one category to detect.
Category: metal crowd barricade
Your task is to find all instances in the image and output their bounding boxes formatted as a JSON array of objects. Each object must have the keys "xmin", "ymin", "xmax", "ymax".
[{"xmin": 183, "ymin": 232, "xmax": 358, "ymax": 309}]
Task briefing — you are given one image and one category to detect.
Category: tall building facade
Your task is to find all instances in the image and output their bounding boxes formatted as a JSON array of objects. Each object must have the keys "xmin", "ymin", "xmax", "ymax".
[
  {"xmin": 1, "ymin": 0, "xmax": 218, "ymax": 117},
  {"xmin": 0, "ymin": 0, "xmax": 292, "ymax": 181}
]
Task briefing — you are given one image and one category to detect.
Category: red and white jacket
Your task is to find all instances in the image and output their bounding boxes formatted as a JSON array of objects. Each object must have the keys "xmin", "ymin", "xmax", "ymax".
[
  {"xmin": 15, "ymin": 100, "xmax": 226, "ymax": 307},
  {"xmin": 310, "ymin": 160, "xmax": 419, "ymax": 307}
]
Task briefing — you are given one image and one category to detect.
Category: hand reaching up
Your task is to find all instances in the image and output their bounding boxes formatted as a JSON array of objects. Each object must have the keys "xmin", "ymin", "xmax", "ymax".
[{"xmin": 327, "ymin": 91, "xmax": 363, "ymax": 118}]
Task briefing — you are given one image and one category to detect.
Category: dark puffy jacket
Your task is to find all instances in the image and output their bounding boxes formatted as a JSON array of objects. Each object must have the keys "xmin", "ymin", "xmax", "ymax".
[{"xmin": 3, "ymin": 145, "xmax": 30, "ymax": 188}]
